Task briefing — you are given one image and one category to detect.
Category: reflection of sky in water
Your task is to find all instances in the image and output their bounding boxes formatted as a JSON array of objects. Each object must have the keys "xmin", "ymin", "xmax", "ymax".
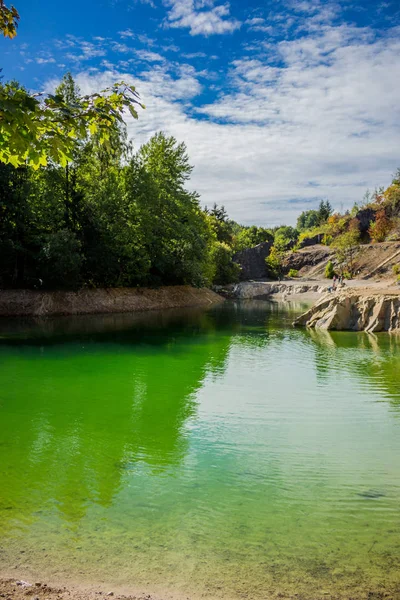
[{"xmin": 0, "ymin": 301, "xmax": 400, "ymax": 599}]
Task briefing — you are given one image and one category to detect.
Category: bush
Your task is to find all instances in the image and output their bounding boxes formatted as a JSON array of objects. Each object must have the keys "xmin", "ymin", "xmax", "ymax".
[
  {"xmin": 211, "ymin": 242, "xmax": 241, "ymax": 285},
  {"xmin": 288, "ymin": 269, "xmax": 298, "ymax": 278},
  {"xmin": 325, "ymin": 260, "xmax": 335, "ymax": 279},
  {"xmin": 392, "ymin": 265, "xmax": 400, "ymax": 275},
  {"xmin": 265, "ymin": 246, "xmax": 283, "ymax": 279}
]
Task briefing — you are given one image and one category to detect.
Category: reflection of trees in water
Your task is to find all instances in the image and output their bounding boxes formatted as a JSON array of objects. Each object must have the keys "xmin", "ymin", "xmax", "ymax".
[
  {"xmin": 0, "ymin": 308, "xmax": 233, "ymax": 532},
  {"xmin": 0, "ymin": 301, "xmax": 313, "ymax": 533},
  {"xmin": 303, "ymin": 328, "xmax": 400, "ymax": 408}
]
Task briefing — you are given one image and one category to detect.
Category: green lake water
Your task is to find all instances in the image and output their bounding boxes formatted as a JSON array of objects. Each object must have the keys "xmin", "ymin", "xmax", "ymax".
[{"xmin": 1, "ymin": 300, "xmax": 400, "ymax": 599}]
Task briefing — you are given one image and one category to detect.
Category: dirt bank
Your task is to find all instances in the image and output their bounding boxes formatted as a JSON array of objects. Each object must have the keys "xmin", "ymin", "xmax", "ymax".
[
  {"xmin": 0, "ymin": 287, "xmax": 224, "ymax": 318},
  {"xmin": 283, "ymin": 241, "xmax": 400, "ymax": 279}
]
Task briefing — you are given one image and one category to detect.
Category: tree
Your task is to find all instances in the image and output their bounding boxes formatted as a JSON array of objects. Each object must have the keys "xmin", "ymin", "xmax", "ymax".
[
  {"xmin": 0, "ymin": 3, "xmax": 143, "ymax": 168},
  {"xmin": 126, "ymin": 132, "xmax": 215, "ymax": 287},
  {"xmin": 210, "ymin": 242, "xmax": 241, "ymax": 285},
  {"xmin": 318, "ymin": 200, "xmax": 333, "ymax": 223},
  {"xmin": 331, "ymin": 229, "xmax": 360, "ymax": 277},
  {"xmin": 274, "ymin": 226, "xmax": 298, "ymax": 251},
  {"xmin": 206, "ymin": 203, "xmax": 235, "ymax": 245},
  {"xmin": 369, "ymin": 210, "xmax": 392, "ymax": 242},
  {"xmin": 297, "ymin": 209, "xmax": 320, "ymax": 231},
  {"xmin": 233, "ymin": 226, "xmax": 273, "ymax": 252},
  {"xmin": 265, "ymin": 246, "xmax": 284, "ymax": 279}
]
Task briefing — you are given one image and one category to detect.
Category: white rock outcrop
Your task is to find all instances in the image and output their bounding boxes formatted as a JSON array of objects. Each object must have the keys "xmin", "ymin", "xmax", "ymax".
[{"xmin": 294, "ymin": 291, "xmax": 400, "ymax": 332}]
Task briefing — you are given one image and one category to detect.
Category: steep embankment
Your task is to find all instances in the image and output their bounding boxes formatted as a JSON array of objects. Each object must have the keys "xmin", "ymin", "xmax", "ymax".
[
  {"xmin": 284, "ymin": 241, "xmax": 400, "ymax": 279},
  {"xmin": 0, "ymin": 286, "xmax": 224, "ymax": 317},
  {"xmin": 294, "ymin": 289, "xmax": 400, "ymax": 332}
]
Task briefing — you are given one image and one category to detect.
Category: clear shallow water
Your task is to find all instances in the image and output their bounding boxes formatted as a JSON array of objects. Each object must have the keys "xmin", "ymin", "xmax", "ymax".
[{"xmin": 1, "ymin": 301, "xmax": 400, "ymax": 599}]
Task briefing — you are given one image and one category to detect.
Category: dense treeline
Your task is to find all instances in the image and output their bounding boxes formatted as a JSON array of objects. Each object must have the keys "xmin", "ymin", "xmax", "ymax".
[{"xmin": 0, "ymin": 76, "xmax": 277, "ymax": 290}]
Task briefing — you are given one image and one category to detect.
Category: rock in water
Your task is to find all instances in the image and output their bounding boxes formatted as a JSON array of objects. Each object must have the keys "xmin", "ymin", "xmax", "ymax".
[{"xmin": 294, "ymin": 290, "xmax": 400, "ymax": 332}]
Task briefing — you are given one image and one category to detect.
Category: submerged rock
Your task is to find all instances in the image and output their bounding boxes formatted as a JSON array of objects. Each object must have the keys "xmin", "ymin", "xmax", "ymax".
[
  {"xmin": 294, "ymin": 290, "xmax": 400, "ymax": 332},
  {"xmin": 358, "ymin": 490, "xmax": 386, "ymax": 499}
]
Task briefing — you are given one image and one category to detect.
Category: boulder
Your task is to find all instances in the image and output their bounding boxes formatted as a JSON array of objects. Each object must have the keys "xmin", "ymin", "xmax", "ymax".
[
  {"xmin": 233, "ymin": 241, "xmax": 273, "ymax": 280},
  {"xmin": 294, "ymin": 291, "xmax": 400, "ymax": 332}
]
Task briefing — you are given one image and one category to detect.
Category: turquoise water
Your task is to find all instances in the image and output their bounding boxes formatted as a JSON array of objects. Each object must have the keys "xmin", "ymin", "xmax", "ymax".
[{"xmin": 1, "ymin": 301, "xmax": 400, "ymax": 599}]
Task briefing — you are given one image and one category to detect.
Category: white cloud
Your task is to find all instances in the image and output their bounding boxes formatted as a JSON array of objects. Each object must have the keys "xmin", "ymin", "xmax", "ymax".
[
  {"xmin": 45, "ymin": 20, "xmax": 400, "ymax": 226},
  {"xmin": 65, "ymin": 40, "xmax": 107, "ymax": 62},
  {"xmin": 36, "ymin": 57, "xmax": 56, "ymax": 64},
  {"xmin": 165, "ymin": 0, "xmax": 241, "ymax": 35},
  {"xmin": 135, "ymin": 49, "xmax": 165, "ymax": 62}
]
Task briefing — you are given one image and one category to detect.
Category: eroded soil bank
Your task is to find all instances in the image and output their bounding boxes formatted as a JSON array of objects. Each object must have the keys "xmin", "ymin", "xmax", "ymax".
[{"xmin": 0, "ymin": 286, "xmax": 223, "ymax": 317}]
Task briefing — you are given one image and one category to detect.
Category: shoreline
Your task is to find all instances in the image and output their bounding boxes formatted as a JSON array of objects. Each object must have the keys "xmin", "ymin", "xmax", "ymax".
[
  {"xmin": 0, "ymin": 286, "xmax": 224, "ymax": 318},
  {"xmin": 2, "ymin": 571, "xmax": 400, "ymax": 600}
]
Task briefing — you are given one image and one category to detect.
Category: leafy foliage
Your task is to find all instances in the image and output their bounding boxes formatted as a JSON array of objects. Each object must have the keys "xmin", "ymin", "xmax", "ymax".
[
  {"xmin": 325, "ymin": 260, "xmax": 336, "ymax": 279},
  {"xmin": 274, "ymin": 226, "xmax": 299, "ymax": 251},
  {"xmin": 265, "ymin": 246, "xmax": 283, "ymax": 279},
  {"xmin": 331, "ymin": 228, "xmax": 360, "ymax": 278},
  {"xmin": 210, "ymin": 242, "xmax": 241, "ymax": 285},
  {"xmin": 1, "ymin": 4, "xmax": 144, "ymax": 168},
  {"xmin": 369, "ymin": 209, "xmax": 393, "ymax": 242},
  {"xmin": 233, "ymin": 226, "xmax": 273, "ymax": 252},
  {"xmin": 0, "ymin": 1, "xmax": 19, "ymax": 38},
  {"xmin": 0, "ymin": 78, "xmax": 143, "ymax": 169}
]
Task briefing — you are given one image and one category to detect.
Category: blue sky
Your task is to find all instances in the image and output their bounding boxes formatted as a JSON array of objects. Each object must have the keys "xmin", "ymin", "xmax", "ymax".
[{"xmin": 1, "ymin": 0, "xmax": 400, "ymax": 225}]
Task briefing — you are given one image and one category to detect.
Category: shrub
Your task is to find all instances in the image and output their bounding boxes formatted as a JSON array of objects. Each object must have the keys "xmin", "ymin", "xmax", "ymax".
[
  {"xmin": 211, "ymin": 241, "xmax": 241, "ymax": 285},
  {"xmin": 265, "ymin": 246, "xmax": 283, "ymax": 279},
  {"xmin": 369, "ymin": 210, "xmax": 393, "ymax": 242},
  {"xmin": 325, "ymin": 260, "xmax": 335, "ymax": 279},
  {"xmin": 288, "ymin": 268, "xmax": 299, "ymax": 278},
  {"xmin": 392, "ymin": 265, "xmax": 400, "ymax": 275}
]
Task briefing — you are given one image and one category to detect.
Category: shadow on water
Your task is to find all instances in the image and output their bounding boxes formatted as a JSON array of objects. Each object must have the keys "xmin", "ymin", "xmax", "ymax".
[
  {"xmin": 0, "ymin": 306, "xmax": 235, "ymax": 530},
  {"xmin": 0, "ymin": 300, "xmax": 301, "ymax": 533}
]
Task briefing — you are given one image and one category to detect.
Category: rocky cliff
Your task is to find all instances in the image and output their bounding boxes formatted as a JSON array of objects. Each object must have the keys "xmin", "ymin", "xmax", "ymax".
[
  {"xmin": 294, "ymin": 290, "xmax": 400, "ymax": 332},
  {"xmin": 233, "ymin": 241, "xmax": 273, "ymax": 280}
]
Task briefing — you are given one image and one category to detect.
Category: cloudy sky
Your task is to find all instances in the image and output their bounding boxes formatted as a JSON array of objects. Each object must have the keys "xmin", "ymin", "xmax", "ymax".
[{"xmin": 1, "ymin": 0, "xmax": 400, "ymax": 225}]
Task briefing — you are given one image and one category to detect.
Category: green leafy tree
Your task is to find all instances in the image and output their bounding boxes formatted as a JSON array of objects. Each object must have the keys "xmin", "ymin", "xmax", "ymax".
[
  {"xmin": 274, "ymin": 226, "xmax": 299, "ymax": 251},
  {"xmin": 206, "ymin": 203, "xmax": 235, "ymax": 245},
  {"xmin": 211, "ymin": 242, "xmax": 241, "ymax": 285},
  {"xmin": 233, "ymin": 226, "xmax": 273, "ymax": 252},
  {"xmin": 331, "ymin": 229, "xmax": 360, "ymax": 277},
  {"xmin": 126, "ymin": 132, "xmax": 215, "ymax": 287},
  {"xmin": 297, "ymin": 209, "xmax": 320, "ymax": 231},
  {"xmin": 265, "ymin": 246, "xmax": 284, "ymax": 279},
  {"xmin": 0, "ymin": 3, "xmax": 143, "ymax": 169}
]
